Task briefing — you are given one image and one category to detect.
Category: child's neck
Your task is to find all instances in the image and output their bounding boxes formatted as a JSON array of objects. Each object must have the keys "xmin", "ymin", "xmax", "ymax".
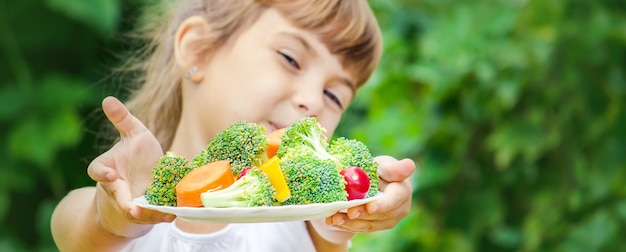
[{"xmin": 169, "ymin": 116, "xmax": 212, "ymax": 160}]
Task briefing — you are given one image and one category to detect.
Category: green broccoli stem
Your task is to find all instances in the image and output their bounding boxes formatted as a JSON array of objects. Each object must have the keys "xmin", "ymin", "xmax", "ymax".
[
  {"xmin": 304, "ymin": 135, "xmax": 344, "ymax": 170},
  {"xmin": 200, "ymin": 180, "xmax": 255, "ymax": 208}
]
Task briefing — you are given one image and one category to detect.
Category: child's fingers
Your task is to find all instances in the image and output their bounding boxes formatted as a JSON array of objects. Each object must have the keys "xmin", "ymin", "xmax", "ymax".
[
  {"xmin": 130, "ymin": 207, "xmax": 176, "ymax": 224},
  {"xmin": 102, "ymin": 96, "xmax": 147, "ymax": 138},
  {"xmin": 107, "ymin": 179, "xmax": 134, "ymax": 211},
  {"xmin": 105, "ymin": 182, "xmax": 175, "ymax": 224},
  {"xmin": 327, "ymin": 196, "xmax": 407, "ymax": 232},
  {"xmin": 365, "ymin": 180, "xmax": 412, "ymax": 217},
  {"xmin": 328, "ymin": 213, "xmax": 398, "ymax": 233},
  {"xmin": 88, "ymin": 151, "xmax": 118, "ymax": 182},
  {"xmin": 95, "ymin": 182, "xmax": 170, "ymax": 238},
  {"xmin": 374, "ymin": 156, "xmax": 415, "ymax": 183},
  {"xmin": 327, "ymin": 181, "xmax": 412, "ymax": 231},
  {"xmin": 324, "ymin": 157, "xmax": 415, "ymax": 232}
]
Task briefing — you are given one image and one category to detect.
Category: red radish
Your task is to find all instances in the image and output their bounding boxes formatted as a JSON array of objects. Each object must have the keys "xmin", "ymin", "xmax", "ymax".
[
  {"xmin": 237, "ymin": 167, "xmax": 253, "ymax": 180},
  {"xmin": 340, "ymin": 166, "xmax": 370, "ymax": 200}
]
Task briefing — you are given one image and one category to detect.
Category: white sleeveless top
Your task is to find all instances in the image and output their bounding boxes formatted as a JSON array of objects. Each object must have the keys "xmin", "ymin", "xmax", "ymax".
[{"xmin": 121, "ymin": 221, "xmax": 316, "ymax": 252}]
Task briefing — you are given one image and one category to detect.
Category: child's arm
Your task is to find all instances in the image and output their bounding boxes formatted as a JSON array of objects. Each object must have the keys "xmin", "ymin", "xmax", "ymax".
[
  {"xmin": 306, "ymin": 220, "xmax": 353, "ymax": 251},
  {"xmin": 51, "ymin": 186, "xmax": 139, "ymax": 251},
  {"xmin": 51, "ymin": 97, "xmax": 174, "ymax": 251}
]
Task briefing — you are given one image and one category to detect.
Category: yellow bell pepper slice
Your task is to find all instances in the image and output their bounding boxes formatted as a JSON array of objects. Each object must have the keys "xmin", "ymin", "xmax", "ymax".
[{"xmin": 260, "ymin": 156, "xmax": 291, "ymax": 202}]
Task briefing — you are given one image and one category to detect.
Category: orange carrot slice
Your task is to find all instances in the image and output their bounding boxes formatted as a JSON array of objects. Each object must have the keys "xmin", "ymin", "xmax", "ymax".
[
  {"xmin": 176, "ymin": 160, "xmax": 234, "ymax": 207},
  {"xmin": 266, "ymin": 128, "xmax": 286, "ymax": 158}
]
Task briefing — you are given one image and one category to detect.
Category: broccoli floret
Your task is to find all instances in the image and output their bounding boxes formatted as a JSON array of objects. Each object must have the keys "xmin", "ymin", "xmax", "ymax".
[
  {"xmin": 191, "ymin": 149, "xmax": 210, "ymax": 168},
  {"xmin": 200, "ymin": 167, "xmax": 276, "ymax": 207},
  {"xmin": 195, "ymin": 121, "xmax": 268, "ymax": 176},
  {"xmin": 276, "ymin": 117, "xmax": 340, "ymax": 167},
  {"xmin": 328, "ymin": 137, "xmax": 379, "ymax": 198},
  {"xmin": 279, "ymin": 153, "xmax": 347, "ymax": 205},
  {"xmin": 277, "ymin": 117, "xmax": 380, "ymax": 200},
  {"xmin": 145, "ymin": 152, "xmax": 193, "ymax": 206}
]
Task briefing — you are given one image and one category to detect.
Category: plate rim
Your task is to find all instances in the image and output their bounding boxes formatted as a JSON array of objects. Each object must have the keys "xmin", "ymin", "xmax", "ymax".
[{"xmin": 133, "ymin": 192, "xmax": 382, "ymax": 223}]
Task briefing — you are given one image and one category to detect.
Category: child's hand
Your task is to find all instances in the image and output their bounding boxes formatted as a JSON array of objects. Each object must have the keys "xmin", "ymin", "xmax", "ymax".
[
  {"xmin": 87, "ymin": 97, "xmax": 175, "ymax": 237},
  {"xmin": 326, "ymin": 155, "xmax": 415, "ymax": 232}
]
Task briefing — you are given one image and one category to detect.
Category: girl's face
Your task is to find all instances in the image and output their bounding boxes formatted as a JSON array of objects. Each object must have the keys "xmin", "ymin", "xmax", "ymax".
[{"xmin": 178, "ymin": 8, "xmax": 356, "ymax": 150}]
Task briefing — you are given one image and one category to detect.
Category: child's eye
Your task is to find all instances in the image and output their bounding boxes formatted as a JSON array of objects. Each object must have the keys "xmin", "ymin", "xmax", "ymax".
[
  {"xmin": 278, "ymin": 52, "xmax": 300, "ymax": 70},
  {"xmin": 324, "ymin": 90, "xmax": 343, "ymax": 109}
]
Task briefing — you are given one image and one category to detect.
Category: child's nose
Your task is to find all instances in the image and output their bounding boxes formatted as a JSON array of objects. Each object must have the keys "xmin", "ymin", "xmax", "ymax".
[{"xmin": 292, "ymin": 85, "xmax": 324, "ymax": 118}]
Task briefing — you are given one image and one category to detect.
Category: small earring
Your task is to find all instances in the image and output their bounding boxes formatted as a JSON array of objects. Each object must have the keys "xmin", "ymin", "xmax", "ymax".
[{"xmin": 185, "ymin": 66, "xmax": 198, "ymax": 78}]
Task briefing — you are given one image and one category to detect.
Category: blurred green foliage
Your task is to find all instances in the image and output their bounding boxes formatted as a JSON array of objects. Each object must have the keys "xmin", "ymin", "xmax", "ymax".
[
  {"xmin": 348, "ymin": 0, "xmax": 626, "ymax": 251},
  {"xmin": 0, "ymin": 0, "xmax": 129, "ymax": 250},
  {"xmin": 0, "ymin": 0, "xmax": 624, "ymax": 251}
]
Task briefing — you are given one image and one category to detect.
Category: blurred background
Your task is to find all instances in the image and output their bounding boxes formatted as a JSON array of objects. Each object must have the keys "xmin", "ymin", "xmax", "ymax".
[{"xmin": 1, "ymin": 0, "xmax": 625, "ymax": 251}]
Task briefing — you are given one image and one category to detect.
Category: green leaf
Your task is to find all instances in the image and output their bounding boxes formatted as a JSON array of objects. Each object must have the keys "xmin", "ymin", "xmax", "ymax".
[
  {"xmin": 8, "ymin": 109, "xmax": 82, "ymax": 168},
  {"xmin": 36, "ymin": 200, "xmax": 57, "ymax": 247},
  {"xmin": 0, "ymin": 164, "xmax": 35, "ymax": 192},
  {"xmin": 561, "ymin": 210, "xmax": 617, "ymax": 251},
  {"xmin": 486, "ymin": 117, "xmax": 560, "ymax": 169},
  {"xmin": 37, "ymin": 74, "xmax": 96, "ymax": 107},
  {"xmin": 45, "ymin": 0, "xmax": 121, "ymax": 36},
  {"xmin": 8, "ymin": 118, "xmax": 52, "ymax": 166},
  {"xmin": 51, "ymin": 110, "xmax": 82, "ymax": 145},
  {"xmin": 490, "ymin": 226, "xmax": 523, "ymax": 248},
  {"xmin": 0, "ymin": 85, "xmax": 29, "ymax": 122},
  {"xmin": 0, "ymin": 191, "xmax": 9, "ymax": 223}
]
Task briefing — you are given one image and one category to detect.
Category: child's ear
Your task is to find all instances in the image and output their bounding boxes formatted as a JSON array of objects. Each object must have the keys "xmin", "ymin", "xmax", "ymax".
[{"xmin": 174, "ymin": 16, "xmax": 213, "ymax": 83}]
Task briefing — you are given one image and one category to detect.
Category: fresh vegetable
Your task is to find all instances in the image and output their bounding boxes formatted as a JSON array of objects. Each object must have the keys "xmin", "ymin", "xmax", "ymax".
[
  {"xmin": 145, "ymin": 152, "xmax": 193, "ymax": 206},
  {"xmin": 266, "ymin": 128, "xmax": 286, "ymax": 158},
  {"xmin": 276, "ymin": 117, "xmax": 340, "ymax": 166},
  {"xmin": 328, "ymin": 137, "xmax": 379, "ymax": 198},
  {"xmin": 340, "ymin": 166, "xmax": 370, "ymax": 200},
  {"xmin": 276, "ymin": 117, "xmax": 379, "ymax": 203},
  {"xmin": 236, "ymin": 167, "xmax": 253, "ymax": 180},
  {"xmin": 145, "ymin": 118, "xmax": 378, "ymax": 209},
  {"xmin": 259, "ymin": 156, "xmax": 291, "ymax": 202},
  {"xmin": 279, "ymin": 153, "xmax": 347, "ymax": 205},
  {"xmin": 175, "ymin": 160, "xmax": 234, "ymax": 207},
  {"xmin": 192, "ymin": 121, "xmax": 268, "ymax": 177},
  {"xmin": 201, "ymin": 167, "xmax": 276, "ymax": 207}
]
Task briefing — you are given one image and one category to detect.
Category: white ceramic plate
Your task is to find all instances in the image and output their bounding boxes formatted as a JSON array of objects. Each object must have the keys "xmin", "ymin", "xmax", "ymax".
[{"xmin": 133, "ymin": 193, "xmax": 382, "ymax": 223}]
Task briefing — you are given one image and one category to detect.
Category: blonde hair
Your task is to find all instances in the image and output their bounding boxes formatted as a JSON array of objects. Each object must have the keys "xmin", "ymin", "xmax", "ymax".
[{"xmin": 123, "ymin": 0, "xmax": 382, "ymax": 150}]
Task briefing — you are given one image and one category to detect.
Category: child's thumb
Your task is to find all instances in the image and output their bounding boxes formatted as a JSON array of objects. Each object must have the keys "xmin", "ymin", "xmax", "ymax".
[{"xmin": 374, "ymin": 156, "xmax": 415, "ymax": 183}]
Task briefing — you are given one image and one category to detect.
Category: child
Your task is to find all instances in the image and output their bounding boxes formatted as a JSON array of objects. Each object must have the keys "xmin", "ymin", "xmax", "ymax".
[{"xmin": 51, "ymin": 0, "xmax": 415, "ymax": 251}]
